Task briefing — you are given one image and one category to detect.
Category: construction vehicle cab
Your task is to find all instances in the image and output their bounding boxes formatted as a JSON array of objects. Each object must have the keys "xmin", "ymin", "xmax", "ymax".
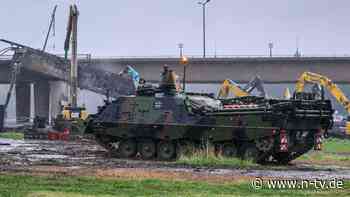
[
  {"xmin": 62, "ymin": 105, "xmax": 88, "ymax": 121},
  {"xmin": 53, "ymin": 105, "xmax": 88, "ymax": 137},
  {"xmin": 295, "ymin": 71, "xmax": 350, "ymax": 135}
]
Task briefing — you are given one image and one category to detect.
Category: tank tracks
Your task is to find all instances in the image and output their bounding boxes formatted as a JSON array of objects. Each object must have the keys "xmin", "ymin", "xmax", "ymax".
[
  {"xmin": 95, "ymin": 135, "xmax": 283, "ymax": 163},
  {"xmin": 95, "ymin": 135, "xmax": 179, "ymax": 160},
  {"xmin": 94, "ymin": 128, "xmax": 318, "ymax": 164}
]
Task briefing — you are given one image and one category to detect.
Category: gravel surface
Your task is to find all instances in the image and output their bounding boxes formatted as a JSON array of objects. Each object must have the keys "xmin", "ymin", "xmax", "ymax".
[{"xmin": 1, "ymin": 138, "xmax": 350, "ymax": 180}]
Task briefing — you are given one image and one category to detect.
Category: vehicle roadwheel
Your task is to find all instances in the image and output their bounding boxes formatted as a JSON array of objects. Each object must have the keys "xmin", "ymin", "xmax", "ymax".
[
  {"xmin": 222, "ymin": 143, "xmax": 238, "ymax": 157},
  {"xmin": 95, "ymin": 135, "xmax": 112, "ymax": 150},
  {"xmin": 240, "ymin": 144, "xmax": 259, "ymax": 161},
  {"xmin": 139, "ymin": 140, "xmax": 156, "ymax": 159},
  {"xmin": 256, "ymin": 138, "xmax": 274, "ymax": 152},
  {"xmin": 158, "ymin": 141, "xmax": 176, "ymax": 160},
  {"xmin": 119, "ymin": 139, "xmax": 137, "ymax": 158},
  {"xmin": 273, "ymin": 153, "xmax": 292, "ymax": 165}
]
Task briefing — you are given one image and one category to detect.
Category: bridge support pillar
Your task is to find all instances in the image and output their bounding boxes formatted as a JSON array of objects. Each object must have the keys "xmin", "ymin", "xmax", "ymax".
[
  {"xmin": 34, "ymin": 81, "xmax": 50, "ymax": 120},
  {"xmin": 16, "ymin": 83, "xmax": 31, "ymax": 122},
  {"xmin": 49, "ymin": 81, "xmax": 67, "ymax": 121}
]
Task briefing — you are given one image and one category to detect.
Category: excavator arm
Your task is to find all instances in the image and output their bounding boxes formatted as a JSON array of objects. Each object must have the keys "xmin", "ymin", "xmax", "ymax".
[
  {"xmin": 243, "ymin": 75, "xmax": 266, "ymax": 97},
  {"xmin": 64, "ymin": 5, "xmax": 78, "ymax": 60},
  {"xmin": 218, "ymin": 79, "xmax": 249, "ymax": 99},
  {"xmin": 64, "ymin": 4, "xmax": 79, "ymax": 108},
  {"xmin": 295, "ymin": 72, "xmax": 350, "ymax": 113},
  {"xmin": 295, "ymin": 71, "xmax": 350, "ymax": 134},
  {"xmin": 218, "ymin": 75, "xmax": 266, "ymax": 99}
]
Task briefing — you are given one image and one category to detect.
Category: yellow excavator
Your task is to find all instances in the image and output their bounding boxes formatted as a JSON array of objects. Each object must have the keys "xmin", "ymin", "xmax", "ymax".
[
  {"xmin": 61, "ymin": 4, "xmax": 89, "ymax": 121},
  {"xmin": 295, "ymin": 72, "xmax": 350, "ymax": 135},
  {"xmin": 218, "ymin": 75, "xmax": 266, "ymax": 99},
  {"xmin": 53, "ymin": 4, "xmax": 88, "ymax": 136}
]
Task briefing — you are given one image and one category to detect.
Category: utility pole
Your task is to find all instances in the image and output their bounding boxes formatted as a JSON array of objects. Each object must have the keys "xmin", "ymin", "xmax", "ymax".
[{"xmin": 198, "ymin": 0, "xmax": 211, "ymax": 58}]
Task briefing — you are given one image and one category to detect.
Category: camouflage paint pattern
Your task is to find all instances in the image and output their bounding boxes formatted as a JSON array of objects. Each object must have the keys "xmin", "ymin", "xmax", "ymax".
[{"xmin": 87, "ymin": 91, "xmax": 333, "ymax": 163}]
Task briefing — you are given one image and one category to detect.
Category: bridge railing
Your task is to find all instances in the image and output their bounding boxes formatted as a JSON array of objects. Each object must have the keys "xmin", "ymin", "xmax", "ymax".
[
  {"xmin": 55, "ymin": 53, "xmax": 92, "ymax": 61},
  {"xmin": 90, "ymin": 54, "xmax": 350, "ymax": 59},
  {"xmin": 0, "ymin": 55, "xmax": 12, "ymax": 60},
  {"xmin": 3, "ymin": 53, "xmax": 350, "ymax": 60}
]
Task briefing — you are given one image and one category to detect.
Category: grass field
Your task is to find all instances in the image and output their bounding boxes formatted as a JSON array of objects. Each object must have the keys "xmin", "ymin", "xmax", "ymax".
[
  {"xmin": 0, "ymin": 174, "xmax": 349, "ymax": 197},
  {"xmin": 0, "ymin": 136, "xmax": 349, "ymax": 196},
  {"xmin": 178, "ymin": 138, "xmax": 350, "ymax": 168},
  {"xmin": 1, "ymin": 132, "xmax": 348, "ymax": 167},
  {"xmin": 177, "ymin": 148, "xmax": 257, "ymax": 168},
  {"xmin": 322, "ymin": 138, "xmax": 350, "ymax": 153},
  {"xmin": 297, "ymin": 138, "xmax": 350, "ymax": 166},
  {"xmin": 0, "ymin": 132, "xmax": 24, "ymax": 140}
]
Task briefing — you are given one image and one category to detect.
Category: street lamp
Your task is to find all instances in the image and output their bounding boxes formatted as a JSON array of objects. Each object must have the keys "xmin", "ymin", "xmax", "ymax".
[
  {"xmin": 268, "ymin": 42, "xmax": 273, "ymax": 57},
  {"xmin": 179, "ymin": 50, "xmax": 189, "ymax": 92},
  {"xmin": 198, "ymin": 0, "xmax": 211, "ymax": 58},
  {"xmin": 178, "ymin": 43, "xmax": 184, "ymax": 58}
]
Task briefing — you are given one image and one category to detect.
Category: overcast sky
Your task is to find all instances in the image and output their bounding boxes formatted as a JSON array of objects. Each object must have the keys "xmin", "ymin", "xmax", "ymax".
[{"xmin": 1, "ymin": 0, "xmax": 350, "ymax": 57}]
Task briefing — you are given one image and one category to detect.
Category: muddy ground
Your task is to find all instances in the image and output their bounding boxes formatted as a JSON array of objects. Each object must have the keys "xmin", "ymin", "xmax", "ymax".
[{"xmin": 1, "ymin": 138, "xmax": 350, "ymax": 182}]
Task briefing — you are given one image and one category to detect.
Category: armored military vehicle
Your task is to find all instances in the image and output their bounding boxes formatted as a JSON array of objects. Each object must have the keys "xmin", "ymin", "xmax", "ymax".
[{"xmin": 86, "ymin": 67, "xmax": 333, "ymax": 163}]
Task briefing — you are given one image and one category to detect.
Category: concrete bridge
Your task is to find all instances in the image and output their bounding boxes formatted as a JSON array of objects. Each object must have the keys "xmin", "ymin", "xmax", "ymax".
[
  {"xmin": 1, "ymin": 49, "xmax": 350, "ymax": 122},
  {"xmin": 0, "ymin": 40, "xmax": 133, "ymax": 123},
  {"xmin": 92, "ymin": 56, "xmax": 350, "ymax": 84}
]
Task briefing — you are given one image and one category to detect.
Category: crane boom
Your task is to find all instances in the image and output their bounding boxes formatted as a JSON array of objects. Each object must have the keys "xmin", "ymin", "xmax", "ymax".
[
  {"xmin": 42, "ymin": 5, "xmax": 57, "ymax": 52},
  {"xmin": 64, "ymin": 4, "xmax": 79, "ymax": 108}
]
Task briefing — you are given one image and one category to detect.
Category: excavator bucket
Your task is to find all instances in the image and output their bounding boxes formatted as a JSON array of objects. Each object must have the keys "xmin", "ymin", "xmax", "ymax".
[
  {"xmin": 217, "ymin": 76, "xmax": 266, "ymax": 99},
  {"xmin": 243, "ymin": 75, "xmax": 267, "ymax": 97}
]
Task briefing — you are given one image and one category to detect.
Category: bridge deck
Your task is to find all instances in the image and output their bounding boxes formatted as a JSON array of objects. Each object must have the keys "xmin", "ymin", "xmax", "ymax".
[
  {"xmin": 1, "ymin": 56, "xmax": 350, "ymax": 84},
  {"xmin": 87, "ymin": 57, "xmax": 350, "ymax": 83}
]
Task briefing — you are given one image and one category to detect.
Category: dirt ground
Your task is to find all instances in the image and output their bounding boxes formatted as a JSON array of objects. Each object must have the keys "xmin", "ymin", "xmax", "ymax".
[{"xmin": 1, "ymin": 138, "xmax": 350, "ymax": 182}]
